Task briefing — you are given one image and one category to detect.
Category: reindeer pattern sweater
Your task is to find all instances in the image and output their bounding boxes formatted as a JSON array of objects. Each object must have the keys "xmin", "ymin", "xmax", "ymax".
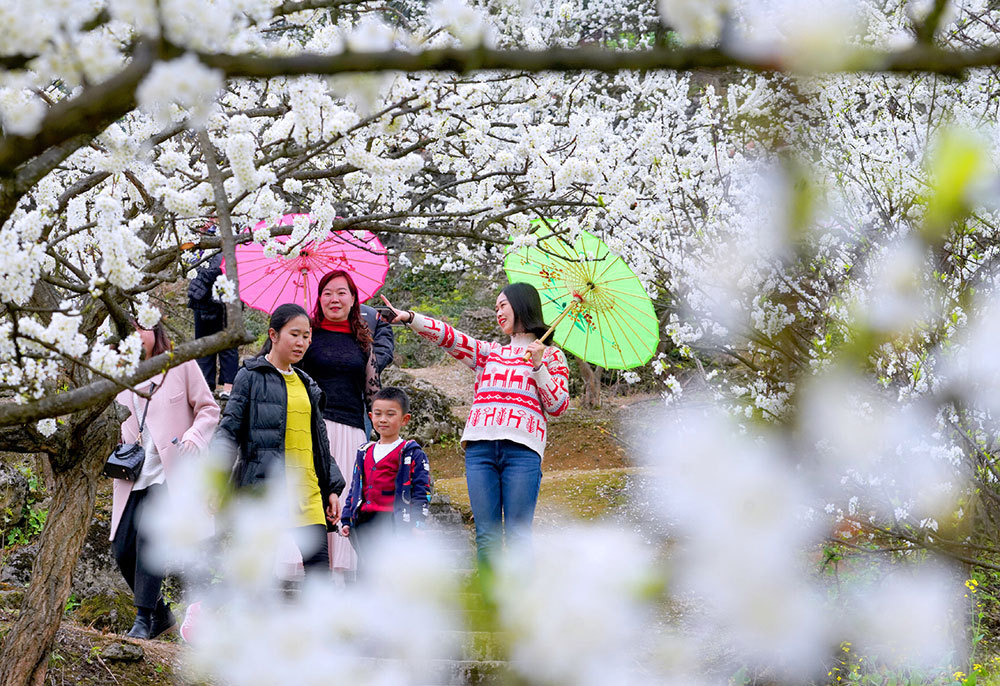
[{"xmin": 410, "ymin": 313, "xmax": 570, "ymax": 458}]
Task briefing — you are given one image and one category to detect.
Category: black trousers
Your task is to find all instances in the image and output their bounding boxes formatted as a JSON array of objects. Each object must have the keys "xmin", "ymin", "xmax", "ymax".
[
  {"xmin": 349, "ymin": 511, "xmax": 394, "ymax": 574},
  {"xmin": 193, "ymin": 309, "xmax": 238, "ymax": 390},
  {"xmin": 293, "ymin": 524, "xmax": 330, "ymax": 577},
  {"xmin": 112, "ymin": 484, "xmax": 166, "ymax": 610}
]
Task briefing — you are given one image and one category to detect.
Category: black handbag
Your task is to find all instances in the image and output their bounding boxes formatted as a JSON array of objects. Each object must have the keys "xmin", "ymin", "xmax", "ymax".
[{"xmin": 103, "ymin": 383, "xmax": 156, "ymax": 481}]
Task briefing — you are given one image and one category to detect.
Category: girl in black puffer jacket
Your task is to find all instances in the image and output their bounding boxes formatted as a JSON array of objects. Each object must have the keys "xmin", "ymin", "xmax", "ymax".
[{"xmin": 214, "ymin": 304, "xmax": 346, "ymax": 575}]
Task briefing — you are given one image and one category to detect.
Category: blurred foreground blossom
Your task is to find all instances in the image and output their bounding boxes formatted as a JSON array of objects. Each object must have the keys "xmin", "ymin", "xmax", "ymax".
[
  {"xmin": 657, "ymin": 0, "xmax": 728, "ymax": 46},
  {"xmin": 136, "ymin": 54, "xmax": 223, "ymax": 126},
  {"xmin": 799, "ymin": 368, "xmax": 965, "ymax": 530},
  {"xmin": 646, "ymin": 407, "xmax": 829, "ymax": 680},
  {"xmin": 642, "ymin": 400, "xmax": 968, "ymax": 681},
  {"xmin": 494, "ymin": 525, "xmax": 662, "ymax": 685},
  {"xmin": 0, "ymin": 86, "xmax": 47, "ymax": 137},
  {"xmin": 140, "ymin": 450, "xmax": 227, "ymax": 573},
  {"xmin": 184, "ymin": 535, "xmax": 462, "ymax": 685},
  {"xmin": 843, "ymin": 563, "xmax": 964, "ymax": 669},
  {"xmin": 428, "ymin": 0, "xmax": 495, "ymax": 47},
  {"xmin": 941, "ymin": 292, "xmax": 1000, "ymax": 427},
  {"xmin": 142, "ymin": 460, "xmax": 461, "ymax": 685},
  {"xmin": 733, "ymin": 0, "xmax": 868, "ymax": 71},
  {"xmin": 857, "ymin": 238, "xmax": 937, "ymax": 337}
]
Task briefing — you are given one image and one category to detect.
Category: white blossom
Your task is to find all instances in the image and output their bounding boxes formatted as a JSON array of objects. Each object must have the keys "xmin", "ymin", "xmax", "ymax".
[
  {"xmin": 212, "ymin": 275, "xmax": 238, "ymax": 303},
  {"xmin": 36, "ymin": 418, "xmax": 57, "ymax": 437},
  {"xmin": 657, "ymin": 0, "xmax": 728, "ymax": 45},
  {"xmin": 495, "ymin": 526, "xmax": 660, "ymax": 685},
  {"xmin": 136, "ymin": 302, "xmax": 162, "ymax": 329},
  {"xmin": 0, "ymin": 87, "xmax": 47, "ymax": 137},
  {"xmin": 136, "ymin": 54, "xmax": 223, "ymax": 125}
]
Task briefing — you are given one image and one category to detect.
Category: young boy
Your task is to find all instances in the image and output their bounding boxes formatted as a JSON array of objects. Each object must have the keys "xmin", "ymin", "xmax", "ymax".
[{"xmin": 340, "ymin": 387, "xmax": 431, "ymax": 565}]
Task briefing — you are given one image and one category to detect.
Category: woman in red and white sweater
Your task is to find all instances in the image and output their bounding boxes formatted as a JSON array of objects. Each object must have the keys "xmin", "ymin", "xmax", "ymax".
[{"xmin": 381, "ymin": 283, "xmax": 569, "ymax": 566}]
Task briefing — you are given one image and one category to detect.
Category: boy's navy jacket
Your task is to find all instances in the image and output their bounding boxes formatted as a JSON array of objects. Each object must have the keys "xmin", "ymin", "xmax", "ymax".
[{"xmin": 342, "ymin": 440, "xmax": 431, "ymax": 529}]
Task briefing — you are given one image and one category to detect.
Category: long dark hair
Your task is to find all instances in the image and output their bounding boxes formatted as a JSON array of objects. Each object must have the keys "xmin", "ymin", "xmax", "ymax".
[
  {"xmin": 134, "ymin": 320, "xmax": 172, "ymax": 357},
  {"xmin": 502, "ymin": 282, "xmax": 549, "ymax": 341},
  {"xmin": 312, "ymin": 270, "xmax": 373, "ymax": 354},
  {"xmin": 258, "ymin": 303, "xmax": 310, "ymax": 357}
]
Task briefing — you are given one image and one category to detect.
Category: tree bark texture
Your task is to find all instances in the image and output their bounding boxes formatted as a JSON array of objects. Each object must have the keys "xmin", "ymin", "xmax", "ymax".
[
  {"xmin": 578, "ymin": 358, "xmax": 602, "ymax": 409},
  {"xmin": 0, "ymin": 407, "xmax": 118, "ymax": 686}
]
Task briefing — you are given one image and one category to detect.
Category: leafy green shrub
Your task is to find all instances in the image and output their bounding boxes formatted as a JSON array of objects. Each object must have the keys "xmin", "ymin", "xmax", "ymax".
[
  {"xmin": 377, "ymin": 264, "xmax": 501, "ymax": 368},
  {"xmin": 3, "ymin": 464, "xmax": 47, "ymax": 548}
]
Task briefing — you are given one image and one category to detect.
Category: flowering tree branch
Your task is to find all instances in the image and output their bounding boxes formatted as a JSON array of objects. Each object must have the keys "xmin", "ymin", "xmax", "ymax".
[
  {"xmin": 4, "ymin": 39, "xmax": 1000, "ymax": 225},
  {"xmin": 200, "ymin": 43, "xmax": 1000, "ymax": 78},
  {"xmin": 273, "ymin": 0, "xmax": 372, "ymax": 15},
  {"xmin": 0, "ymin": 41, "xmax": 155, "ymax": 176},
  {"xmin": 0, "ymin": 330, "xmax": 248, "ymax": 427}
]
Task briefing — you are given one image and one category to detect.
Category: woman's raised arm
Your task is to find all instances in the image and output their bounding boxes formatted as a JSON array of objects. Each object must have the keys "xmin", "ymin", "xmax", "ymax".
[{"xmin": 380, "ymin": 295, "xmax": 493, "ymax": 371}]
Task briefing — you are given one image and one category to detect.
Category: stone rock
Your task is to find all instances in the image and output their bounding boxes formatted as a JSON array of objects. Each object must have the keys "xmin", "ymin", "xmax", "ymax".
[
  {"xmin": 101, "ymin": 642, "xmax": 144, "ymax": 662},
  {"xmin": 0, "ymin": 544, "xmax": 35, "ymax": 586},
  {"xmin": 72, "ymin": 515, "xmax": 130, "ymax": 599},
  {"xmin": 0, "ymin": 462, "xmax": 29, "ymax": 527},
  {"xmin": 457, "ymin": 307, "xmax": 503, "ymax": 344},
  {"xmin": 426, "ymin": 493, "xmax": 471, "ymax": 529},
  {"xmin": 395, "ymin": 327, "xmax": 446, "ymax": 367},
  {"xmin": 379, "ymin": 367, "xmax": 463, "ymax": 445},
  {"xmin": 1, "ymin": 514, "xmax": 129, "ymax": 598}
]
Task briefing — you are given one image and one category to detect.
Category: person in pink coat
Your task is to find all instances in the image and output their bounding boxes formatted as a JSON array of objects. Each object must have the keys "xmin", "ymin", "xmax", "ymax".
[{"xmin": 111, "ymin": 321, "xmax": 220, "ymax": 640}]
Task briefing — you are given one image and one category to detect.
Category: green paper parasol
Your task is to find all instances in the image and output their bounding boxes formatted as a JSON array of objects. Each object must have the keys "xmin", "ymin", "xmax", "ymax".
[{"xmin": 503, "ymin": 224, "xmax": 659, "ymax": 370}]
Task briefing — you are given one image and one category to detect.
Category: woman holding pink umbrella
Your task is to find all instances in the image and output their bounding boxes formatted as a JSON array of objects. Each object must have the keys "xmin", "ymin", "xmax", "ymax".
[{"xmin": 297, "ymin": 269, "xmax": 380, "ymax": 581}]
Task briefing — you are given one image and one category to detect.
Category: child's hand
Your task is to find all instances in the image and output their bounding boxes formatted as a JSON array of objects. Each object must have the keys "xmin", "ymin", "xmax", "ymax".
[
  {"xmin": 340, "ymin": 525, "xmax": 350, "ymax": 537},
  {"xmin": 326, "ymin": 494, "xmax": 342, "ymax": 525}
]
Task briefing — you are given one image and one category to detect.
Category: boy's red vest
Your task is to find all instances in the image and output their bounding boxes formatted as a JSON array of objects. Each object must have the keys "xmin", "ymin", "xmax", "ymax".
[{"xmin": 361, "ymin": 441, "xmax": 406, "ymax": 513}]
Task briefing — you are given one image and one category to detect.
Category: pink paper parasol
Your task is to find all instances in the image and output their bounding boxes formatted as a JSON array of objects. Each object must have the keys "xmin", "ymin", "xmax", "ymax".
[{"xmin": 231, "ymin": 214, "xmax": 389, "ymax": 314}]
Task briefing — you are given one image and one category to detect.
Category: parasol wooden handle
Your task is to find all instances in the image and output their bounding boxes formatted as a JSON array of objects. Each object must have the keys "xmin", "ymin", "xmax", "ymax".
[
  {"xmin": 535, "ymin": 305, "xmax": 574, "ymax": 346},
  {"xmin": 523, "ymin": 282, "xmax": 595, "ymax": 363}
]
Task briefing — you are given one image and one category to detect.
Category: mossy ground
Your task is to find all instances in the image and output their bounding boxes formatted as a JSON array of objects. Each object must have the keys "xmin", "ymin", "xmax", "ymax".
[
  {"xmin": 434, "ymin": 467, "xmax": 636, "ymax": 524},
  {"xmin": 73, "ymin": 591, "xmax": 136, "ymax": 634}
]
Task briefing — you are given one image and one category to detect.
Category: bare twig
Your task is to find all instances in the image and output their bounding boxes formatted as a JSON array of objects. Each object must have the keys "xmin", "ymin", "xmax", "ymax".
[{"xmin": 196, "ymin": 128, "xmax": 245, "ymax": 333}]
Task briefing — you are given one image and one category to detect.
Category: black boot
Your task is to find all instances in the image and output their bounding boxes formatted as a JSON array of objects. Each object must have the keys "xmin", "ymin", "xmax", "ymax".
[
  {"xmin": 149, "ymin": 600, "xmax": 176, "ymax": 639},
  {"xmin": 126, "ymin": 607, "xmax": 153, "ymax": 639}
]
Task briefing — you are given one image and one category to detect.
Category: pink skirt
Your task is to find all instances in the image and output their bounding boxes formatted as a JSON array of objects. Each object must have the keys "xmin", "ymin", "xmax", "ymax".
[{"xmin": 326, "ymin": 419, "xmax": 366, "ymax": 571}]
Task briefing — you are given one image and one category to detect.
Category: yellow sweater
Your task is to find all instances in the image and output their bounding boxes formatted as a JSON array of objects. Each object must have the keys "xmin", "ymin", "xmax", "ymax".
[{"xmin": 281, "ymin": 370, "xmax": 325, "ymax": 527}]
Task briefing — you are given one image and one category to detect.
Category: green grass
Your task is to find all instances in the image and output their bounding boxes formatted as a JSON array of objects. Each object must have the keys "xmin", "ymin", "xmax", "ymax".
[{"xmin": 435, "ymin": 467, "xmax": 634, "ymax": 522}]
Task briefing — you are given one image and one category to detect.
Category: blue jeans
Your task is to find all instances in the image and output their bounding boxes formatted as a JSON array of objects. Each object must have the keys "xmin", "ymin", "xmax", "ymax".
[{"xmin": 464, "ymin": 440, "xmax": 542, "ymax": 567}]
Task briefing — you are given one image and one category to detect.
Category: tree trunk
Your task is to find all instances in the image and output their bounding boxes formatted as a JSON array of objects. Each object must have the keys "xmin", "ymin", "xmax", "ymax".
[
  {"xmin": 0, "ymin": 408, "xmax": 117, "ymax": 686},
  {"xmin": 578, "ymin": 358, "xmax": 602, "ymax": 409}
]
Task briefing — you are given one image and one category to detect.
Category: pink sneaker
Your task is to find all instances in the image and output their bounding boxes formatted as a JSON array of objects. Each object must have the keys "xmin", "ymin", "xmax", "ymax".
[{"xmin": 180, "ymin": 601, "xmax": 201, "ymax": 643}]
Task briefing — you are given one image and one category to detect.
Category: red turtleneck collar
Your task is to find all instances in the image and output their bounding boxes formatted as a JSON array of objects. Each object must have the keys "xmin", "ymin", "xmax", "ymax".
[{"xmin": 319, "ymin": 319, "xmax": 352, "ymax": 333}]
